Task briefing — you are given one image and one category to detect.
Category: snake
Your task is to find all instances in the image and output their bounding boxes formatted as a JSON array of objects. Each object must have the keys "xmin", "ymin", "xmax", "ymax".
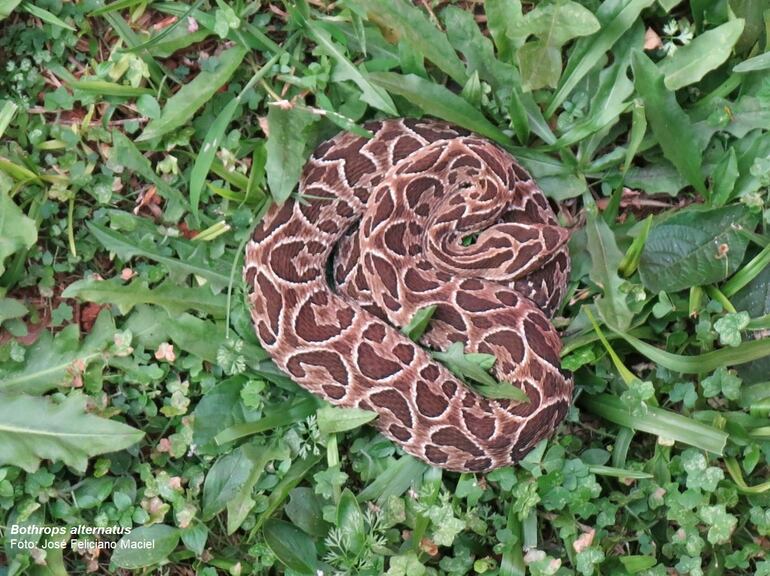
[{"xmin": 244, "ymin": 118, "xmax": 573, "ymax": 472}]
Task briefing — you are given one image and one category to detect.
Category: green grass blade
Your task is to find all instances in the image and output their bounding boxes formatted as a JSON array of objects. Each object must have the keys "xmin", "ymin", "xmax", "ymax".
[
  {"xmin": 137, "ymin": 45, "xmax": 248, "ymax": 142},
  {"xmin": 215, "ymin": 397, "xmax": 318, "ymax": 445},
  {"xmin": 546, "ymin": 0, "xmax": 655, "ymax": 118},
  {"xmin": 189, "ymin": 52, "xmax": 280, "ymax": 222},
  {"xmin": 300, "ymin": 16, "xmax": 397, "ymax": 115},
  {"xmin": 67, "ymin": 79, "xmax": 154, "ymax": 97},
  {"xmin": 0, "ymin": 101, "xmax": 18, "ymax": 138},
  {"xmin": 22, "ymin": 1, "xmax": 75, "ymax": 30},
  {"xmin": 722, "ymin": 241, "xmax": 770, "ymax": 297},
  {"xmin": 609, "ymin": 327, "xmax": 770, "ymax": 373},
  {"xmin": 368, "ymin": 72, "xmax": 511, "ymax": 146},
  {"xmin": 349, "ymin": 0, "xmax": 468, "ymax": 85},
  {"xmin": 579, "ymin": 394, "xmax": 728, "ymax": 455}
]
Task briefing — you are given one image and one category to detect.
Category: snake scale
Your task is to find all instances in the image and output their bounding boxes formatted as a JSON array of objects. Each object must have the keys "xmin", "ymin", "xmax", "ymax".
[{"xmin": 244, "ymin": 118, "xmax": 573, "ymax": 472}]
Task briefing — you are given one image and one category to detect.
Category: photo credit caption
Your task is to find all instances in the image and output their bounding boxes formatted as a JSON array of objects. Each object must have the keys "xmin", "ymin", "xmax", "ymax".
[{"xmin": 7, "ymin": 524, "xmax": 154, "ymax": 551}]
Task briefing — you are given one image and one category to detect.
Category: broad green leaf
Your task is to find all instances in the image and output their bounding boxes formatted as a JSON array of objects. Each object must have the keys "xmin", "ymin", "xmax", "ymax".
[
  {"xmin": 265, "ymin": 105, "xmax": 316, "ymax": 204},
  {"xmin": 285, "ymin": 487, "xmax": 329, "ymax": 537},
  {"xmin": 192, "ymin": 375, "xmax": 259, "ymax": 453},
  {"xmin": 0, "ymin": 0, "xmax": 22, "ymax": 20},
  {"xmin": 734, "ymin": 51, "xmax": 770, "ymax": 72},
  {"xmin": 442, "ymin": 7, "xmax": 549, "ymax": 143},
  {"xmin": 711, "ymin": 146, "xmax": 739, "ymax": 207},
  {"xmin": 62, "ymin": 277, "xmax": 227, "ymax": 318},
  {"xmin": 639, "ymin": 204, "xmax": 758, "ymax": 292},
  {"xmin": 0, "ymin": 392, "xmax": 144, "ymax": 472},
  {"xmin": 693, "ymin": 95, "xmax": 770, "ymax": 144},
  {"xmin": 316, "ymin": 404, "xmax": 378, "ymax": 434},
  {"xmin": 623, "ymin": 100, "xmax": 647, "ymax": 173},
  {"xmin": 162, "ymin": 312, "xmax": 269, "ymax": 366},
  {"xmin": 519, "ymin": 0, "xmax": 601, "ymax": 48},
  {"xmin": 547, "ymin": 0, "xmax": 655, "ymax": 117},
  {"xmin": 517, "ymin": 41, "xmax": 562, "ymax": 92},
  {"xmin": 0, "ymin": 190, "xmax": 37, "ymax": 277},
  {"xmin": 368, "ymin": 72, "xmax": 510, "ymax": 146},
  {"xmin": 731, "ymin": 0, "xmax": 765, "ymax": 53},
  {"xmin": 137, "ymin": 45, "xmax": 247, "ymax": 142},
  {"xmin": 619, "ymin": 556, "xmax": 658, "ymax": 573},
  {"xmin": 111, "ymin": 525, "xmax": 180, "ymax": 569},
  {"xmin": 507, "ymin": 147, "xmax": 586, "ymax": 200},
  {"xmin": 145, "ymin": 27, "xmax": 211, "ymax": 58},
  {"xmin": 625, "ymin": 161, "xmax": 688, "ymax": 195},
  {"xmin": 0, "ymin": 298, "xmax": 26, "ymax": 326},
  {"xmin": 0, "ymin": 310, "xmax": 114, "ymax": 395},
  {"xmin": 631, "ymin": 50, "xmax": 707, "ymax": 196},
  {"xmin": 337, "ymin": 489, "xmax": 366, "ymax": 555},
  {"xmin": 226, "ymin": 443, "xmax": 288, "ymax": 534},
  {"xmin": 0, "ymin": 155, "xmax": 39, "ymax": 182},
  {"xmin": 484, "ymin": 0, "xmax": 524, "ymax": 60},
  {"xmin": 202, "ymin": 444, "xmax": 257, "ymax": 520},
  {"xmin": 263, "ymin": 519, "xmax": 319, "ymax": 575},
  {"xmin": 433, "ymin": 341, "xmax": 497, "ymax": 387},
  {"xmin": 254, "ymin": 453, "xmax": 323, "ymax": 531},
  {"xmin": 349, "ymin": 0, "xmax": 467, "ymax": 85},
  {"xmin": 473, "ymin": 381, "xmax": 532, "ymax": 402},
  {"xmin": 431, "ymin": 342, "xmax": 531, "ymax": 403},
  {"xmin": 585, "ymin": 204, "xmax": 633, "ymax": 330},
  {"xmin": 660, "ymin": 19, "xmax": 744, "ymax": 90},
  {"xmin": 87, "ymin": 221, "xmax": 231, "ymax": 291},
  {"xmin": 515, "ymin": 0, "xmax": 600, "ymax": 92},
  {"xmin": 609, "ymin": 326, "xmax": 770, "ymax": 374},
  {"xmin": 551, "ymin": 58, "xmax": 634, "ymax": 149},
  {"xmin": 356, "ymin": 455, "xmax": 427, "ymax": 503}
]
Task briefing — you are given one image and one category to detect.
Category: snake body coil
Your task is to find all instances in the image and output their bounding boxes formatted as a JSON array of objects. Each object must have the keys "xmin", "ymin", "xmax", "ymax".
[{"xmin": 245, "ymin": 119, "xmax": 573, "ymax": 472}]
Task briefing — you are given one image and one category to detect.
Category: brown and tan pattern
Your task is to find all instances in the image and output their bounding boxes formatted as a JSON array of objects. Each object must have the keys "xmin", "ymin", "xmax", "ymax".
[{"xmin": 244, "ymin": 118, "xmax": 573, "ymax": 472}]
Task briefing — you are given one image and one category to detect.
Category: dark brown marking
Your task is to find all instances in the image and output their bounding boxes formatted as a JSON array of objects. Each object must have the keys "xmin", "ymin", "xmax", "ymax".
[
  {"xmin": 463, "ymin": 457, "xmax": 492, "ymax": 471},
  {"xmin": 286, "ymin": 351, "xmax": 349, "ymax": 386},
  {"xmin": 456, "ymin": 291, "xmax": 504, "ymax": 312},
  {"xmin": 420, "ymin": 365, "xmax": 440, "ymax": 381},
  {"xmin": 485, "ymin": 330, "xmax": 525, "ymax": 363},
  {"xmin": 393, "ymin": 343, "xmax": 415, "ymax": 364},
  {"xmin": 383, "ymin": 222, "xmax": 407, "ymax": 256},
  {"xmin": 256, "ymin": 273, "xmax": 282, "ymax": 332},
  {"xmin": 463, "ymin": 411, "xmax": 495, "ymax": 440},
  {"xmin": 357, "ymin": 342, "xmax": 402, "ymax": 380},
  {"xmin": 416, "ymin": 380, "xmax": 449, "ymax": 417},
  {"xmin": 424, "ymin": 445, "xmax": 448, "ymax": 464},
  {"xmin": 362, "ymin": 323, "xmax": 387, "ymax": 343},
  {"xmin": 404, "ymin": 269, "xmax": 440, "ymax": 293},
  {"xmin": 389, "ymin": 423, "xmax": 412, "ymax": 441},
  {"xmin": 370, "ymin": 389, "xmax": 413, "ymax": 427},
  {"xmin": 368, "ymin": 254, "xmax": 399, "ymax": 299},
  {"xmin": 431, "ymin": 427, "xmax": 483, "ymax": 456},
  {"xmin": 523, "ymin": 318, "xmax": 559, "ymax": 367},
  {"xmin": 323, "ymin": 384, "xmax": 346, "ymax": 400}
]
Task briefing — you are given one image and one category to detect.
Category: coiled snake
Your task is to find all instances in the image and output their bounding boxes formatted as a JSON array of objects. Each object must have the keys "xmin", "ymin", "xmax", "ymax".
[{"xmin": 245, "ymin": 119, "xmax": 572, "ymax": 472}]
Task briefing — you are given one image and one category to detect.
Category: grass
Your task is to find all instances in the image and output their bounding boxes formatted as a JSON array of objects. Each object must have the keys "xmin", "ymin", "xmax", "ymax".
[{"xmin": 1, "ymin": 0, "xmax": 770, "ymax": 575}]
